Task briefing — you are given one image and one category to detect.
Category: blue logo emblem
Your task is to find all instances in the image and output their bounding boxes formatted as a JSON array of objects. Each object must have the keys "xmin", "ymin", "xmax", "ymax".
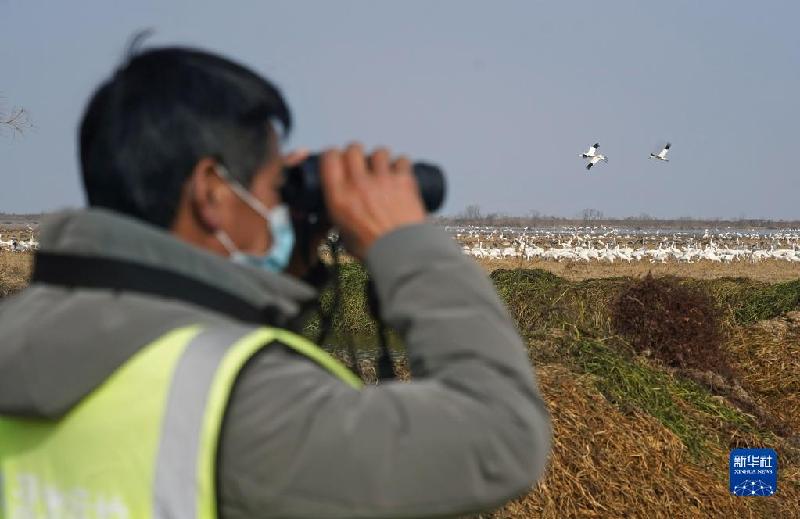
[{"xmin": 730, "ymin": 448, "xmax": 777, "ymax": 496}]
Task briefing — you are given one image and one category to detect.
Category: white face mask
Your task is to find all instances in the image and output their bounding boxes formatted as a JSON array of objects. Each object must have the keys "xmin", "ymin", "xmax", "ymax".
[{"xmin": 214, "ymin": 165, "xmax": 295, "ymax": 272}]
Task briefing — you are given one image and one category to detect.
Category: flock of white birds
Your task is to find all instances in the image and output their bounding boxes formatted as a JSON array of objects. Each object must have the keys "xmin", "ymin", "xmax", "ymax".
[
  {"xmin": 579, "ymin": 141, "xmax": 670, "ymax": 171},
  {"xmin": 450, "ymin": 226, "xmax": 800, "ymax": 264},
  {"xmin": 5, "ymin": 224, "xmax": 797, "ymax": 264},
  {"xmin": 0, "ymin": 227, "xmax": 39, "ymax": 252}
]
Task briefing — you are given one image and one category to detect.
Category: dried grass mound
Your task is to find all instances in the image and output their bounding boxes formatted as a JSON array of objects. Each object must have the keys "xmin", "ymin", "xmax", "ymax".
[
  {"xmin": 725, "ymin": 311, "xmax": 800, "ymax": 436},
  {"xmin": 612, "ymin": 273, "xmax": 727, "ymax": 373},
  {"xmin": 486, "ymin": 365, "xmax": 797, "ymax": 519}
]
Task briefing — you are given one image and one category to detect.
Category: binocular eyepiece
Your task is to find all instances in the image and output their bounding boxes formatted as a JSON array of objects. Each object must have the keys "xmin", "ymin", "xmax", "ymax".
[{"xmin": 281, "ymin": 154, "xmax": 446, "ymax": 225}]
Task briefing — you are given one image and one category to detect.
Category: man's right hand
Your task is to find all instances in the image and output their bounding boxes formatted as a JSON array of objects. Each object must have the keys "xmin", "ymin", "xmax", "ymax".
[{"xmin": 320, "ymin": 143, "xmax": 426, "ymax": 260}]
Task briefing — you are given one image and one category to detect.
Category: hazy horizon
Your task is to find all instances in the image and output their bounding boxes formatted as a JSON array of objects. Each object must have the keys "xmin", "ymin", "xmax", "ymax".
[{"xmin": 2, "ymin": 1, "xmax": 799, "ymax": 219}]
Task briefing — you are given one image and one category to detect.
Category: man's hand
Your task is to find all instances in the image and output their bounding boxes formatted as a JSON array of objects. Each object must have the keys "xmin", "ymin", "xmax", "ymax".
[{"xmin": 320, "ymin": 143, "xmax": 426, "ymax": 260}]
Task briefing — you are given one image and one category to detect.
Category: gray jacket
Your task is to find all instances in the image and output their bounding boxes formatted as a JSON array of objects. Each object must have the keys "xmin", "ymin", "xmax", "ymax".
[{"xmin": 0, "ymin": 209, "xmax": 551, "ymax": 518}]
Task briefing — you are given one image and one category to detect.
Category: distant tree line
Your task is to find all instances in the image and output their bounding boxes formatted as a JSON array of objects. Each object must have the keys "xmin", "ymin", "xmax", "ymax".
[{"xmin": 0, "ymin": 213, "xmax": 46, "ymax": 218}]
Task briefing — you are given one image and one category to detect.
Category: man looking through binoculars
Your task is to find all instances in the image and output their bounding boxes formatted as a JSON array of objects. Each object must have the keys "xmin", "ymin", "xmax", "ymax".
[{"xmin": 0, "ymin": 41, "xmax": 551, "ymax": 518}]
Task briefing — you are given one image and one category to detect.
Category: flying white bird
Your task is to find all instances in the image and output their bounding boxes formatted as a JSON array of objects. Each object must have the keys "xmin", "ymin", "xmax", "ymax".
[
  {"xmin": 650, "ymin": 142, "xmax": 671, "ymax": 161},
  {"xmin": 586, "ymin": 154, "xmax": 608, "ymax": 171},
  {"xmin": 579, "ymin": 143, "xmax": 599, "ymax": 159}
]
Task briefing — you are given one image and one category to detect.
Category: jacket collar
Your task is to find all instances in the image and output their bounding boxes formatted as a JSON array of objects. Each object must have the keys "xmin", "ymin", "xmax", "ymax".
[{"xmin": 36, "ymin": 208, "xmax": 319, "ymax": 324}]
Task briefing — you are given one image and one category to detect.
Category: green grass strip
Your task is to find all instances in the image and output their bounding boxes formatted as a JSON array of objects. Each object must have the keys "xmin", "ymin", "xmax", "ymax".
[{"xmin": 570, "ymin": 339, "xmax": 759, "ymax": 459}]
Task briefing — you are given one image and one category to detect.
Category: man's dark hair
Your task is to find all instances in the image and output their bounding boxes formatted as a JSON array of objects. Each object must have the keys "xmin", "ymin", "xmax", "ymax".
[{"xmin": 79, "ymin": 39, "xmax": 291, "ymax": 227}]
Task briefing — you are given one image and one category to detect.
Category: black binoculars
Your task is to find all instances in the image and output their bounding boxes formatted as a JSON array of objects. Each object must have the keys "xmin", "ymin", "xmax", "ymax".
[{"xmin": 281, "ymin": 154, "xmax": 446, "ymax": 226}]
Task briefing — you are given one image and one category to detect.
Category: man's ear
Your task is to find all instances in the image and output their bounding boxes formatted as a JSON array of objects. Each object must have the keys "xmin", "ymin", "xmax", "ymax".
[{"xmin": 189, "ymin": 157, "xmax": 226, "ymax": 231}]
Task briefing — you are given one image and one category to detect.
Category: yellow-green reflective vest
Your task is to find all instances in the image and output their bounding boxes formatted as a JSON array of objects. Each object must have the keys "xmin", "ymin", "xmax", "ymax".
[{"xmin": 0, "ymin": 324, "xmax": 361, "ymax": 518}]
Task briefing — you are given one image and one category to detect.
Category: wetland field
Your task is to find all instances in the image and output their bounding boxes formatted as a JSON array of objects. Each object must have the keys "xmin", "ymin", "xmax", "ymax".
[{"xmin": 1, "ymin": 223, "xmax": 798, "ymax": 517}]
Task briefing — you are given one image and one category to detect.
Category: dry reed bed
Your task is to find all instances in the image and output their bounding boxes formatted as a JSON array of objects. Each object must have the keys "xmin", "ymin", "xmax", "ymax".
[
  {"xmin": 725, "ymin": 312, "xmax": 800, "ymax": 433},
  {"xmin": 491, "ymin": 365, "xmax": 798, "ymax": 518}
]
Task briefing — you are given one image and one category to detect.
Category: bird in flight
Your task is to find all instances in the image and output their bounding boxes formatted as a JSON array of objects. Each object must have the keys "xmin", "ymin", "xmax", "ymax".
[
  {"xmin": 586, "ymin": 154, "xmax": 608, "ymax": 171},
  {"xmin": 650, "ymin": 142, "xmax": 671, "ymax": 161},
  {"xmin": 579, "ymin": 142, "xmax": 607, "ymax": 171}
]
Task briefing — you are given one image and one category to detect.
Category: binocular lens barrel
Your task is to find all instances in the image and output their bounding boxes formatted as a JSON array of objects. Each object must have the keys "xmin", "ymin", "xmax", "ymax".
[{"xmin": 281, "ymin": 154, "xmax": 446, "ymax": 220}]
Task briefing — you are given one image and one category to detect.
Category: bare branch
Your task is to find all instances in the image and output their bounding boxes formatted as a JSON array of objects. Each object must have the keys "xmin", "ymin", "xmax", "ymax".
[
  {"xmin": 0, "ymin": 94, "xmax": 33, "ymax": 136},
  {"xmin": 1, "ymin": 106, "xmax": 32, "ymax": 135}
]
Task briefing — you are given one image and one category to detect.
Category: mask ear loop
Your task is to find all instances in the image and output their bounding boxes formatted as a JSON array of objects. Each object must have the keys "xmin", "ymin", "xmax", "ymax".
[
  {"xmin": 215, "ymin": 163, "xmax": 273, "ymax": 221},
  {"xmin": 215, "ymin": 229, "xmax": 239, "ymax": 256}
]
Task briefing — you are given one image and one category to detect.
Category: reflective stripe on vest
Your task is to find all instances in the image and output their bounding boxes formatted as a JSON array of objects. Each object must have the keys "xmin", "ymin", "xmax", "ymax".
[{"xmin": 0, "ymin": 325, "xmax": 361, "ymax": 518}]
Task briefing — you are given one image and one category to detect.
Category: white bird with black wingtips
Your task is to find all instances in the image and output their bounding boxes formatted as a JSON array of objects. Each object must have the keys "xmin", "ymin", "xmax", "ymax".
[{"xmin": 650, "ymin": 142, "xmax": 671, "ymax": 161}]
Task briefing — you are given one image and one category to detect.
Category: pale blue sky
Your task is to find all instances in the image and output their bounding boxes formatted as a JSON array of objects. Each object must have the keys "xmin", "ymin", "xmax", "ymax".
[{"xmin": 1, "ymin": 1, "xmax": 798, "ymax": 218}]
